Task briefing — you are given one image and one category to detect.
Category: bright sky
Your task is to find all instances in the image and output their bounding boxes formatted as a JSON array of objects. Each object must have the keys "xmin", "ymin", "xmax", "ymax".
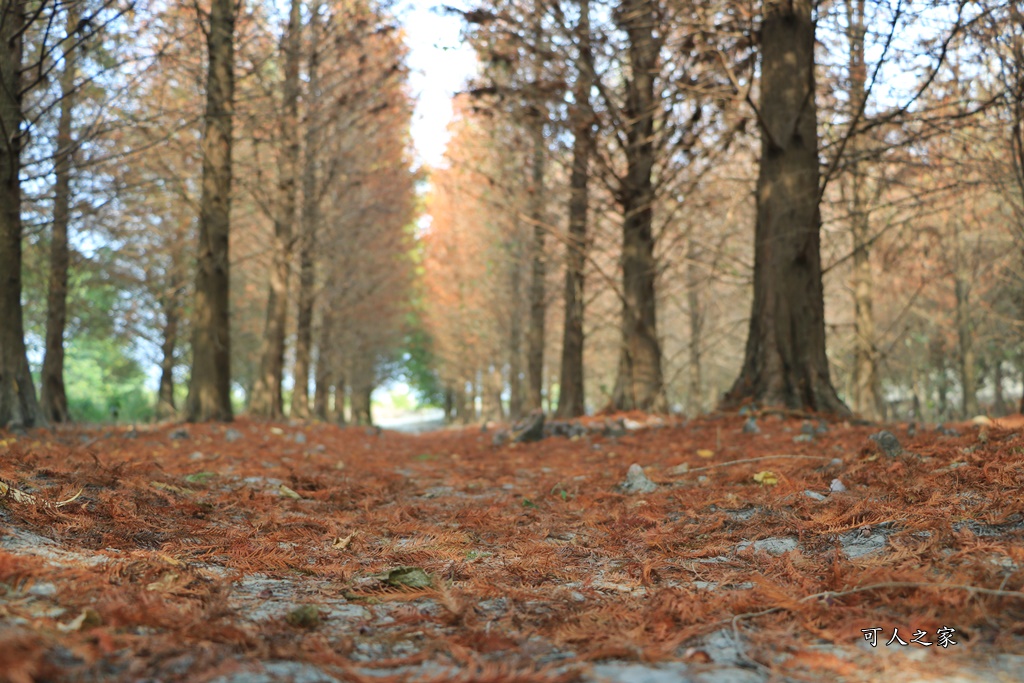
[{"xmin": 397, "ymin": 0, "xmax": 478, "ymax": 168}]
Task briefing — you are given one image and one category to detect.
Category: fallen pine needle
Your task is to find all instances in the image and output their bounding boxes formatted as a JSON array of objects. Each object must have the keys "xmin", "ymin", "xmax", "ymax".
[{"xmin": 670, "ymin": 454, "xmax": 831, "ymax": 476}]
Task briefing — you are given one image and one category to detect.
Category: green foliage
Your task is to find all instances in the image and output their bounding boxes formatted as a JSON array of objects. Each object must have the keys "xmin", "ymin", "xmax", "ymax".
[
  {"xmin": 399, "ymin": 315, "xmax": 444, "ymax": 407},
  {"xmin": 63, "ymin": 337, "xmax": 153, "ymax": 423}
]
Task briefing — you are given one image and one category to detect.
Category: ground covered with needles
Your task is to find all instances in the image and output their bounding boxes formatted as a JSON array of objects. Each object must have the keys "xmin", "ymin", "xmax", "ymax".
[{"xmin": 2, "ymin": 411, "xmax": 1024, "ymax": 683}]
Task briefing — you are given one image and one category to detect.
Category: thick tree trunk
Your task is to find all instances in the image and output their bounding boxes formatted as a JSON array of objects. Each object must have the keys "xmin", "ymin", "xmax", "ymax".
[
  {"xmin": 686, "ymin": 240, "xmax": 703, "ymax": 415},
  {"xmin": 0, "ymin": 0, "xmax": 43, "ymax": 428},
  {"xmin": 290, "ymin": 1, "xmax": 322, "ymax": 420},
  {"xmin": 251, "ymin": 0, "xmax": 302, "ymax": 418},
  {"xmin": 555, "ymin": 0, "xmax": 591, "ymax": 420},
  {"xmin": 41, "ymin": 9, "xmax": 78, "ymax": 425},
  {"xmin": 610, "ymin": 0, "xmax": 666, "ymax": 412},
  {"xmin": 187, "ymin": 0, "xmax": 236, "ymax": 423},
  {"xmin": 526, "ymin": 120, "xmax": 546, "ymax": 412},
  {"xmin": 723, "ymin": 0, "xmax": 847, "ymax": 414}
]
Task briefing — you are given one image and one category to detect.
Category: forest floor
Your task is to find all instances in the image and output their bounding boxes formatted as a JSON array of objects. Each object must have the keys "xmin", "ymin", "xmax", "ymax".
[{"xmin": 2, "ymin": 410, "xmax": 1024, "ymax": 683}]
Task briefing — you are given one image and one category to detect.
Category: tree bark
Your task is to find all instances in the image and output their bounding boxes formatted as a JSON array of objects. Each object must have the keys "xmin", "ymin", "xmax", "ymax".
[
  {"xmin": 313, "ymin": 276, "xmax": 335, "ymax": 420},
  {"xmin": 555, "ymin": 0, "xmax": 591, "ymax": 419},
  {"xmin": 845, "ymin": 0, "xmax": 882, "ymax": 421},
  {"xmin": 508, "ymin": 227, "xmax": 524, "ymax": 420},
  {"xmin": 610, "ymin": 0, "xmax": 667, "ymax": 412},
  {"xmin": 723, "ymin": 0, "xmax": 847, "ymax": 414},
  {"xmin": 157, "ymin": 299, "xmax": 180, "ymax": 420},
  {"xmin": 954, "ymin": 276, "xmax": 978, "ymax": 418},
  {"xmin": 156, "ymin": 245, "xmax": 185, "ymax": 421},
  {"xmin": 0, "ymin": 0, "xmax": 44, "ymax": 428},
  {"xmin": 186, "ymin": 0, "xmax": 236, "ymax": 423},
  {"xmin": 686, "ymin": 240, "xmax": 703, "ymax": 415},
  {"xmin": 251, "ymin": 0, "xmax": 302, "ymax": 418},
  {"xmin": 291, "ymin": 3, "xmax": 322, "ymax": 420},
  {"xmin": 526, "ymin": 118, "xmax": 546, "ymax": 412},
  {"xmin": 41, "ymin": 6, "xmax": 79, "ymax": 425}
]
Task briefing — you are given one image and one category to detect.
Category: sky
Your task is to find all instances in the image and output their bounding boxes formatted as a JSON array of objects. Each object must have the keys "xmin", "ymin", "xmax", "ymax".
[{"xmin": 396, "ymin": 0, "xmax": 478, "ymax": 168}]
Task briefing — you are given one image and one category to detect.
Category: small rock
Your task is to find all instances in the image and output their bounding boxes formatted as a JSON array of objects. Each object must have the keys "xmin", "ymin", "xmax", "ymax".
[
  {"xmin": 189, "ymin": 451, "xmax": 204, "ymax": 461},
  {"xmin": 619, "ymin": 464, "xmax": 657, "ymax": 495},
  {"xmin": 800, "ymin": 422, "xmax": 815, "ymax": 436},
  {"xmin": 293, "ymin": 432, "xmax": 307, "ymax": 444},
  {"xmin": 804, "ymin": 490, "xmax": 827, "ymax": 501},
  {"xmin": 829, "ymin": 478, "xmax": 847, "ymax": 493},
  {"xmin": 869, "ymin": 430, "xmax": 902, "ymax": 457},
  {"xmin": 169, "ymin": 428, "xmax": 189, "ymax": 440},
  {"xmin": 492, "ymin": 430, "xmax": 509, "ymax": 446},
  {"xmin": 793, "ymin": 434, "xmax": 814, "ymax": 443},
  {"xmin": 815, "ymin": 420, "xmax": 829, "ymax": 435},
  {"xmin": 27, "ymin": 582, "xmax": 58, "ymax": 598},
  {"xmin": 742, "ymin": 417, "xmax": 759, "ymax": 434},
  {"xmin": 225, "ymin": 428, "xmax": 243, "ymax": 442}
]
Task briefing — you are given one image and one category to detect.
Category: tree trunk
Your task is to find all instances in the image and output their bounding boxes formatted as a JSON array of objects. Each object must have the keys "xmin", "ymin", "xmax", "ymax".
[
  {"xmin": 186, "ymin": 0, "xmax": 236, "ymax": 423},
  {"xmin": 723, "ymin": 0, "xmax": 847, "ymax": 414},
  {"xmin": 845, "ymin": 0, "xmax": 882, "ymax": 421},
  {"xmin": 313, "ymin": 280, "xmax": 334, "ymax": 420},
  {"xmin": 526, "ymin": 118, "xmax": 546, "ymax": 412},
  {"xmin": 251, "ymin": 0, "xmax": 302, "ymax": 418},
  {"xmin": 0, "ymin": 0, "xmax": 43, "ymax": 428},
  {"xmin": 954, "ymin": 276, "xmax": 978, "ymax": 418},
  {"xmin": 686, "ymin": 240, "xmax": 703, "ymax": 415},
  {"xmin": 555, "ymin": 0, "xmax": 591, "ymax": 419},
  {"xmin": 290, "ymin": 0, "xmax": 322, "ymax": 420},
  {"xmin": 508, "ymin": 229, "xmax": 524, "ymax": 420},
  {"xmin": 41, "ymin": 7, "xmax": 78, "ymax": 425},
  {"xmin": 156, "ymin": 254, "xmax": 184, "ymax": 420},
  {"xmin": 610, "ymin": 0, "xmax": 666, "ymax": 413},
  {"xmin": 993, "ymin": 360, "xmax": 1006, "ymax": 416},
  {"xmin": 157, "ymin": 302, "xmax": 179, "ymax": 420}
]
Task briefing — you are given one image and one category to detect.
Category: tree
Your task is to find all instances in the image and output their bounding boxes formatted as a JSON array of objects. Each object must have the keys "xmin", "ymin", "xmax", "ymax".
[
  {"xmin": 186, "ymin": 0, "xmax": 237, "ymax": 422},
  {"xmin": 290, "ymin": 0, "xmax": 324, "ymax": 419},
  {"xmin": 555, "ymin": 0, "xmax": 592, "ymax": 418},
  {"xmin": 608, "ymin": 0, "xmax": 667, "ymax": 412},
  {"xmin": 723, "ymin": 0, "xmax": 847, "ymax": 413},
  {"xmin": 250, "ymin": 0, "xmax": 302, "ymax": 418},
  {"xmin": 0, "ymin": 0, "xmax": 45, "ymax": 428},
  {"xmin": 40, "ymin": 3, "xmax": 81, "ymax": 424}
]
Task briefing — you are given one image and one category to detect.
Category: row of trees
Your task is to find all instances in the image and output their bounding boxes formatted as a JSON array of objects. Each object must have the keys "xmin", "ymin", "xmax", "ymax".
[
  {"xmin": 0, "ymin": 0, "xmax": 416, "ymax": 428},
  {"xmin": 1, "ymin": 0, "xmax": 1022, "ymax": 427},
  {"xmin": 422, "ymin": 0, "xmax": 1024, "ymax": 422}
]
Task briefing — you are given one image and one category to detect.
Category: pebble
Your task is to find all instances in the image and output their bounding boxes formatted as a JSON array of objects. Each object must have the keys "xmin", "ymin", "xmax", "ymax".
[{"xmin": 619, "ymin": 464, "xmax": 658, "ymax": 495}]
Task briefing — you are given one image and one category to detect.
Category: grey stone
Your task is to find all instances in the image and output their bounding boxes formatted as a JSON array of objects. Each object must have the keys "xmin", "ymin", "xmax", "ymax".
[
  {"xmin": 838, "ymin": 528, "xmax": 889, "ymax": 558},
  {"xmin": 588, "ymin": 662, "xmax": 692, "ymax": 683},
  {"xmin": 225, "ymin": 428, "xmax": 243, "ymax": 442},
  {"xmin": 619, "ymin": 464, "xmax": 658, "ymax": 495},
  {"xmin": 207, "ymin": 661, "xmax": 341, "ymax": 683},
  {"xmin": 27, "ymin": 581, "xmax": 58, "ymax": 597},
  {"xmin": 869, "ymin": 431, "xmax": 902, "ymax": 457},
  {"xmin": 829, "ymin": 479, "xmax": 847, "ymax": 493},
  {"xmin": 293, "ymin": 433, "xmax": 307, "ymax": 444},
  {"xmin": 742, "ymin": 417, "xmax": 759, "ymax": 434},
  {"xmin": 735, "ymin": 537, "xmax": 798, "ymax": 556},
  {"xmin": 804, "ymin": 490, "xmax": 827, "ymax": 501},
  {"xmin": 793, "ymin": 434, "xmax": 814, "ymax": 443},
  {"xmin": 169, "ymin": 428, "xmax": 189, "ymax": 440}
]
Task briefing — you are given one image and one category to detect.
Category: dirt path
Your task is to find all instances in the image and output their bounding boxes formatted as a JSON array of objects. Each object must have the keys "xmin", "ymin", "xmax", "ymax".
[{"xmin": 1, "ymin": 413, "xmax": 1023, "ymax": 682}]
